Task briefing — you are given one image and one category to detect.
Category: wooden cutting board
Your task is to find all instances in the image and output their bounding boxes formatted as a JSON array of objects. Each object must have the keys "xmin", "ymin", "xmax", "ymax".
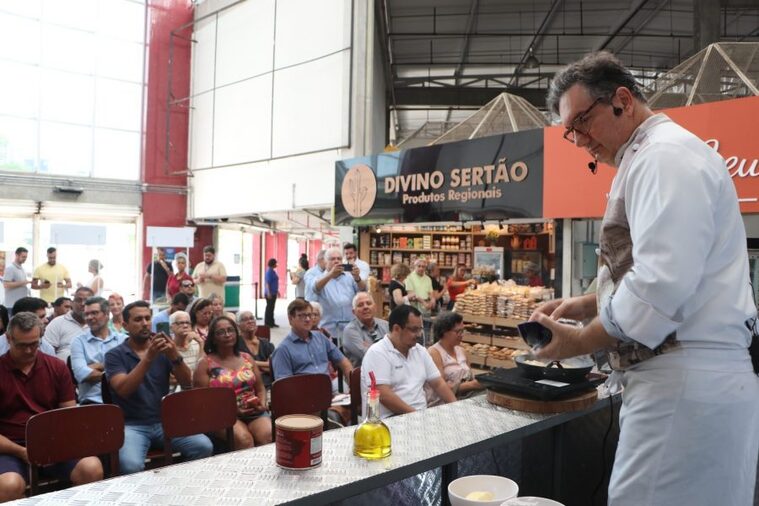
[{"xmin": 486, "ymin": 388, "xmax": 598, "ymax": 414}]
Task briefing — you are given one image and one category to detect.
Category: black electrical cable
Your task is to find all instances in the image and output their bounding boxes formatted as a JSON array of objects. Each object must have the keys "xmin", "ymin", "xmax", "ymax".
[{"xmin": 592, "ymin": 395, "xmax": 616, "ymax": 506}]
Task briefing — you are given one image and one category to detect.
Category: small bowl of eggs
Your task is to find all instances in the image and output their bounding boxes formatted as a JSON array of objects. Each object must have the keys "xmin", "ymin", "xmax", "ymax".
[{"xmin": 448, "ymin": 475, "xmax": 519, "ymax": 506}]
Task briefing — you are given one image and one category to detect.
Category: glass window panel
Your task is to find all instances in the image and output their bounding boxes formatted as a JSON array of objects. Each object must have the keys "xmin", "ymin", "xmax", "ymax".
[
  {"xmin": 96, "ymin": 0, "xmax": 145, "ymax": 43},
  {"xmin": 40, "ymin": 70, "xmax": 94, "ymax": 125},
  {"xmin": 93, "ymin": 128, "xmax": 139, "ymax": 180},
  {"xmin": 0, "ymin": 61, "xmax": 39, "ymax": 118},
  {"xmin": 42, "ymin": 0, "xmax": 97, "ymax": 32},
  {"xmin": 0, "ymin": 0, "xmax": 42, "ymax": 17},
  {"xmin": 95, "ymin": 36, "xmax": 144, "ymax": 82},
  {"xmin": 0, "ymin": 117, "xmax": 38, "ymax": 172},
  {"xmin": 39, "ymin": 121, "xmax": 92, "ymax": 176},
  {"xmin": 0, "ymin": 13, "xmax": 41, "ymax": 64},
  {"xmin": 95, "ymin": 78, "xmax": 142, "ymax": 131},
  {"xmin": 42, "ymin": 24, "xmax": 95, "ymax": 75}
]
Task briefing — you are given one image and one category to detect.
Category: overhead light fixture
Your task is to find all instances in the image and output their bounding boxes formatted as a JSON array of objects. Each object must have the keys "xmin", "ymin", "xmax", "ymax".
[
  {"xmin": 54, "ymin": 185, "xmax": 84, "ymax": 195},
  {"xmin": 524, "ymin": 47, "xmax": 540, "ymax": 69}
]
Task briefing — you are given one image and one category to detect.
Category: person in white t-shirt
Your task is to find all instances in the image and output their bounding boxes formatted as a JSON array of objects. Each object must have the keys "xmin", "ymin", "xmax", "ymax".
[{"xmin": 360, "ymin": 305, "xmax": 455, "ymax": 419}]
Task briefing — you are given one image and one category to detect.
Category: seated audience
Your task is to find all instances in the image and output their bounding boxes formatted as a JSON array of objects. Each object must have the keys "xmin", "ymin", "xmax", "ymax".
[
  {"xmin": 271, "ymin": 299, "xmax": 351, "ymax": 382},
  {"xmin": 0, "ymin": 312, "xmax": 103, "ymax": 502},
  {"xmin": 52, "ymin": 297, "xmax": 72, "ymax": 319},
  {"xmin": 425, "ymin": 311, "xmax": 483, "ymax": 406},
  {"xmin": 190, "ymin": 298, "xmax": 213, "ymax": 342},
  {"xmin": 151, "ymin": 292, "xmax": 190, "ymax": 332},
  {"xmin": 193, "ymin": 316, "xmax": 272, "ymax": 448},
  {"xmin": 342, "ymin": 293, "xmax": 389, "ymax": 367},
  {"xmin": 105, "ymin": 301, "xmax": 212, "ymax": 475},
  {"xmin": 360, "ymin": 305, "xmax": 455, "ymax": 419},
  {"xmin": 169, "ymin": 310, "xmax": 204, "ymax": 375},
  {"xmin": 108, "ymin": 293, "xmax": 125, "ymax": 334},
  {"xmin": 70, "ymin": 297, "xmax": 125, "ymax": 404},
  {"xmin": 237, "ymin": 311, "xmax": 275, "ymax": 389},
  {"xmin": 0, "ymin": 298, "xmax": 56, "ymax": 357},
  {"xmin": 179, "ymin": 279, "xmax": 197, "ymax": 305},
  {"xmin": 208, "ymin": 293, "xmax": 224, "ymax": 318},
  {"xmin": 44, "ymin": 286, "xmax": 93, "ymax": 361}
]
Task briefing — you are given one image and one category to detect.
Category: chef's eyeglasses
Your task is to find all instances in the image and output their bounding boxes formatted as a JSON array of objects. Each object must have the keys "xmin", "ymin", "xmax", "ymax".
[{"xmin": 562, "ymin": 97, "xmax": 605, "ymax": 144}]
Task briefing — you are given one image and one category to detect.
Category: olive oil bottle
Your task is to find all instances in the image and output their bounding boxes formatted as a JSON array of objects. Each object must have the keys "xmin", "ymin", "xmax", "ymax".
[{"xmin": 353, "ymin": 371, "xmax": 391, "ymax": 460}]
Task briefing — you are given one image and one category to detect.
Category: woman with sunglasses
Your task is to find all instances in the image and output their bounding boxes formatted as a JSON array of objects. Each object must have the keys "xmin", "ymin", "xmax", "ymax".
[
  {"xmin": 425, "ymin": 311, "xmax": 482, "ymax": 406},
  {"xmin": 193, "ymin": 316, "xmax": 272, "ymax": 448}
]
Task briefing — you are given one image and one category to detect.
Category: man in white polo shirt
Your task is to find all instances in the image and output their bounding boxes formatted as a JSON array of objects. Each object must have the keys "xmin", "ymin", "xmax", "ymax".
[
  {"xmin": 360, "ymin": 305, "xmax": 455, "ymax": 419},
  {"xmin": 43, "ymin": 286, "xmax": 92, "ymax": 361}
]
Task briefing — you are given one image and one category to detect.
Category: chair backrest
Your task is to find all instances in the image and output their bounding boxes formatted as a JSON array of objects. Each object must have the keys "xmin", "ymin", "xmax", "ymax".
[
  {"xmin": 255, "ymin": 325, "xmax": 270, "ymax": 340},
  {"xmin": 349, "ymin": 366, "xmax": 362, "ymax": 425},
  {"xmin": 26, "ymin": 405, "xmax": 124, "ymax": 494},
  {"xmin": 101, "ymin": 374, "xmax": 113, "ymax": 404},
  {"xmin": 270, "ymin": 374, "xmax": 332, "ymax": 439},
  {"xmin": 161, "ymin": 387, "xmax": 237, "ymax": 463}
]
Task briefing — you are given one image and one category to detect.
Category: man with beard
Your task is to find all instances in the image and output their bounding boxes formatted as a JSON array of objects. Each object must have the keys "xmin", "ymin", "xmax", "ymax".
[
  {"xmin": 0, "ymin": 312, "xmax": 103, "ymax": 501},
  {"xmin": 32, "ymin": 247, "xmax": 72, "ymax": 304},
  {"xmin": 70, "ymin": 297, "xmax": 125, "ymax": 404},
  {"xmin": 193, "ymin": 245, "xmax": 227, "ymax": 299},
  {"xmin": 2, "ymin": 247, "xmax": 31, "ymax": 311},
  {"xmin": 0, "ymin": 297, "xmax": 55, "ymax": 357},
  {"xmin": 43, "ymin": 286, "xmax": 92, "ymax": 361},
  {"xmin": 105, "ymin": 300, "xmax": 212, "ymax": 475}
]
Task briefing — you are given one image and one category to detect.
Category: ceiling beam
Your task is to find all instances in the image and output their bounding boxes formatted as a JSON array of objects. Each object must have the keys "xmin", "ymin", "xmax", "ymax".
[
  {"xmin": 447, "ymin": 0, "xmax": 480, "ymax": 122},
  {"xmin": 595, "ymin": 0, "xmax": 652, "ymax": 51},
  {"xmin": 394, "ymin": 86, "xmax": 548, "ymax": 108},
  {"xmin": 508, "ymin": 0, "xmax": 566, "ymax": 87}
]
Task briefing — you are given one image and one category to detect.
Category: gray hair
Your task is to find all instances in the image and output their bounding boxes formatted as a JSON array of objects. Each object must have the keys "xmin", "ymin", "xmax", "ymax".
[
  {"xmin": 413, "ymin": 257, "xmax": 427, "ymax": 268},
  {"xmin": 325, "ymin": 247, "xmax": 342, "ymax": 261},
  {"xmin": 352, "ymin": 292, "xmax": 373, "ymax": 310},
  {"xmin": 8, "ymin": 311, "xmax": 42, "ymax": 337},
  {"xmin": 208, "ymin": 293, "xmax": 224, "ymax": 304},
  {"xmin": 309, "ymin": 301, "xmax": 323, "ymax": 315},
  {"xmin": 237, "ymin": 310, "xmax": 254, "ymax": 323},
  {"xmin": 84, "ymin": 296, "xmax": 109, "ymax": 314},
  {"xmin": 170, "ymin": 310, "xmax": 190, "ymax": 324},
  {"xmin": 175, "ymin": 252, "xmax": 187, "ymax": 262},
  {"xmin": 316, "ymin": 250, "xmax": 326, "ymax": 262},
  {"xmin": 432, "ymin": 311, "xmax": 463, "ymax": 342},
  {"xmin": 546, "ymin": 51, "xmax": 647, "ymax": 116}
]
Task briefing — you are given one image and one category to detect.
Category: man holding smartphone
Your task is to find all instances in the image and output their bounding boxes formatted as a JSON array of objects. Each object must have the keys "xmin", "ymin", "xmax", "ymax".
[
  {"xmin": 105, "ymin": 301, "xmax": 212, "ymax": 475},
  {"xmin": 531, "ymin": 52, "xmax": 759, "ymax": 505},
  {"xmin": 308, "ymin": 247, "xmax": 366, "ymax": 344}
]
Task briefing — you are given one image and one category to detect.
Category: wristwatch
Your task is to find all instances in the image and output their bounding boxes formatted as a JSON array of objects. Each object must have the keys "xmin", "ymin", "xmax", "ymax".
[{"xmin": 170, "ymin": 356, "xmax": 184, "ymax": 366}]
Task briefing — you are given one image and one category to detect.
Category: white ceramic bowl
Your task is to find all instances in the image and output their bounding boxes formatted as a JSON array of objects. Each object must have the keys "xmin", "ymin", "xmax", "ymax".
[
  {"xmin": 500, "ymin": 496, "xmax": 564, "ymax": 506},
  {"xmin": 448, "ymin": 475, "xmax": 519, "ymax": 506}
]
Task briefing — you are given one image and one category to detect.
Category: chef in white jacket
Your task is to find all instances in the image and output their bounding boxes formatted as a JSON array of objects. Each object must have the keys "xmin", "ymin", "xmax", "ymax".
[{"xmin": 531, "ymin": 51, "xmax": 759, "ymax": 506}]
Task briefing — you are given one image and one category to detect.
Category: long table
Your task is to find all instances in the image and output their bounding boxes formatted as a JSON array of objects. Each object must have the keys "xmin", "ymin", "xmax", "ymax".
[{"xmin": 14, "ymin": 393, "xmax": 614, "ymax": 505}]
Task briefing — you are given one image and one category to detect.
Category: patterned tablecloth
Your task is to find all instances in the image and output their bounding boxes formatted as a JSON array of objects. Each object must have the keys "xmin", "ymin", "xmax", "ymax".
[{"xmin": 14, "ymin": 393, "xmax": 610, "ymax": 505}]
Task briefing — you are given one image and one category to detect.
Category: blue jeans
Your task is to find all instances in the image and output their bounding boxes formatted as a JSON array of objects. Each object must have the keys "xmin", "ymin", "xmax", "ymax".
[{"xmin": 120, "ymin": 423, "xmax": 213, "ymax": 475}]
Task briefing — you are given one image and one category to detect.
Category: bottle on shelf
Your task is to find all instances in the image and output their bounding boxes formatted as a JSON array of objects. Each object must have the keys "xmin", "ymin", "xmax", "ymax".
[{"xmin": 353, "ymin": 371, "xmax": 391, "ymax": 460}]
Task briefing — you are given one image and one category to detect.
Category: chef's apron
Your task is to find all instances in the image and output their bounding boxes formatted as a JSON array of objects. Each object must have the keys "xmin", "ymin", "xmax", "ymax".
[{"xmin": 608, "ymin": 345, "xmax": 759, "ymax": 506}]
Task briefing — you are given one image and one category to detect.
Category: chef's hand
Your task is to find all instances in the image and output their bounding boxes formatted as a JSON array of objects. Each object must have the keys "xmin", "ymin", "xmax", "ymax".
[
  {"xmin": 530, "ymin": 294, "xmax": 595, "ymax": 322},
  {"xmin": 529, "ymin": 313, "xmax": 584, "ymax": 362}
]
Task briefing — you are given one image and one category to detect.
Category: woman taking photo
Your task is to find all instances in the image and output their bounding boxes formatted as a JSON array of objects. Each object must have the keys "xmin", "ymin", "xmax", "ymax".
[
  {"xmin": 190, "ymin": 298, "xmax": 214, "ymax": 342},
  {"xmin": 167, "ymin": 253, "xmax": 193, "ymax": 298},
  {"xmin": 426, "ymin": 311, "xmax": 483, "ymax": 406},
  {"xmin": 194, "ymin": 316, "xmax": 272, "ymax": 448},
  {"xmin": 389, "ymin": 263, "xmax": 412, "ymax": 310}
]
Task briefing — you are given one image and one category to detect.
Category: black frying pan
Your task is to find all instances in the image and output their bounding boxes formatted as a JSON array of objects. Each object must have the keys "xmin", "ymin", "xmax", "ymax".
[{"xmin": 514, "ymin": 354, "xmax": 594, "ymax": 384}]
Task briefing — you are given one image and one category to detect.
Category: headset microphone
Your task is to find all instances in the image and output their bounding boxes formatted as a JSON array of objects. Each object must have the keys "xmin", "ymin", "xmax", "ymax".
[
  {"xmin": 613, "ymin": 106, "xmax": 623, "ymax": 116},
  {"xmin": 588, "ymin": 160, "xmax": 597, "ymax": 175}
]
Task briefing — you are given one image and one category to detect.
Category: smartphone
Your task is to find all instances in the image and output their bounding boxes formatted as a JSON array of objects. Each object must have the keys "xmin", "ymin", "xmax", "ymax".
[
  {"xmin": 517, "ymin": 321, "xmax": 553, "ymax": 349},
  {"xmin": 341, "ymin": 263, "xmax": 354, "ymax": 272},
  {"xmin": 156, "ymin": 322, "xmax": 171, "ymax": 336}
]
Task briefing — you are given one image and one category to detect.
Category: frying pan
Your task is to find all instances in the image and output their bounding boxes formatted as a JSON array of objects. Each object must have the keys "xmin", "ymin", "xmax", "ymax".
[{"xmin": 514, "ymin": 354, "xmax": 594, "ymax": 384}]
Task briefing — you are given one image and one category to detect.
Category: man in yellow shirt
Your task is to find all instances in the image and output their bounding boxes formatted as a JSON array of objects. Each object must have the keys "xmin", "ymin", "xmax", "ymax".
[
  {"xmin": 193, "ymin": 245, "xmax": 227, "ymax": 299},
  {"xmin": 32, "ymin": 247, "xmax": 72, "ymax": 304}
]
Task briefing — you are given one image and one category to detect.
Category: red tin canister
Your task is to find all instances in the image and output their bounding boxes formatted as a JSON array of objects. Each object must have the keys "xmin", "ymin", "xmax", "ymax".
[{"xmin": 275, "ymin": 414, "xmax": 323, "ymax": 469}]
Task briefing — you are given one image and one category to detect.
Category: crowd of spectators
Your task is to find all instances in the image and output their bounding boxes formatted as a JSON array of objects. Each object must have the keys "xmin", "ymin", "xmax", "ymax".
[{"xmin": 0, "ymin": 242, "xmax": 485, "ymax": 501}]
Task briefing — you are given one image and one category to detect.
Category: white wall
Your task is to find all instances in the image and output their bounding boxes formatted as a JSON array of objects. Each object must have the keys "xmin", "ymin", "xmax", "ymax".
[{"xmin": 189, "ymin": 0, "xmax": 387, "ymax": 219}]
